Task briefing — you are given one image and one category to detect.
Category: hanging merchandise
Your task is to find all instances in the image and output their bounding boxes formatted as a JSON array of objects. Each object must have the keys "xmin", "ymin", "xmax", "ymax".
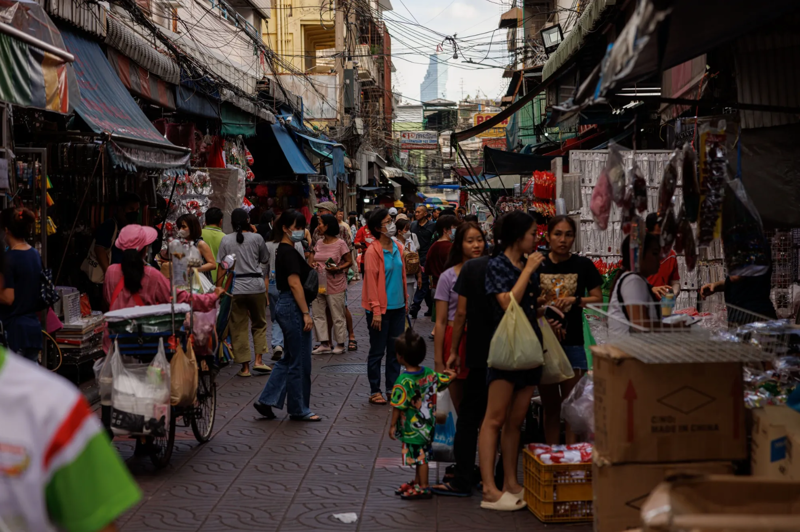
[
  {"xmin": 721, "ymin": 178, "xmax": 770, "ymax": 277},
  {"xmin": 629, "ymin": 215, "xmax": 646, "ymax": 273},
  {"xmin": 657, "ymin": 149, "xmax": 679, "ymax": 216},
  {"xmin": 590, "ymin": 166, "xmax": 613, "ymax": 230},
  {"xmin": 606, "ymin": 143, "xmax": 626, "ymax": 205},
  {"xmin": 697, "ymin": 121, "xmax": 728, "ymax": 247},
  {"xmin": 630, "ymin": 162, "xmax": 648, "ymax": 213},
  {"xmin": 660, "ymin": 207, "xmax": 678, "ymax": 258},
  {"xmin": 682, "ymin": 143, "xmax": 700, "ymax": 223},
  {"xmin": 531, "ymin": 170, "xmax": 556, "ymax": 200},
  {"xmin": 245, "ymin": 146, "xmax": 254, "ymax": 166},
  {"xmin": 683, "ymin": 222, "xmax": 698, "ymax": 272},
  {"xmin": 674, "ymin": 205, "xmax": 689, "ymax": 254}
]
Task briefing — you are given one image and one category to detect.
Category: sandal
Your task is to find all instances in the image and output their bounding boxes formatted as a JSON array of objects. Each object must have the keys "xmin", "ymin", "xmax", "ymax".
[
  {"xmin": 289, "ymin": 413, "xmax": 322, "ymax": 422},
  {"xmin": 480, "ymin": 492, "xmax": 527, "ymax": 511},
  {"xmin": 431, "ymin": 481, "xmax": 472, "ymax": 498},
  {"xmin": 237, "ymin": 370, "xmax": 251, "ymax": 377},
  {"xmin": 368, "ymin": 392, "xmax": 387, "ymax": 405},
  {"xmin": 253, "ymin": 364, "xmax": 272, "ymax": 373},
  {"xmin": 395, "ymin": 480, "xmax": 416, "ymax": 496},
  {"xmin": 400, "ymin": 485, "xmax": 432, "ymax": 500},
  {"xmin": 348, "ymin": 339, "xmax": 358, "ymax": 351}
]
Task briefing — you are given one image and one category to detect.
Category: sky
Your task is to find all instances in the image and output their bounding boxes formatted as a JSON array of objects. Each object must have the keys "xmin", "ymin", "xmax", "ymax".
[{"xmin": 385, "ymin": 0, "xmax": 512, "ymax": 104}]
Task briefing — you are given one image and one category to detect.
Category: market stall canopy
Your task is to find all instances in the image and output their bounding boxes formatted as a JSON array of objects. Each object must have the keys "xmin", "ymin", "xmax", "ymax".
[
  {"xmin": 0, "ymin": 0, "xmax": 76, "ymax": 113},
  {"xmin": 381, "ymin": 167, "xmax": 417, "ymax": 187},
  {"xmin": 175, "ymin": 84, "xmax": 219, "ymax": 120},
  {"xmin": 221, "ymin": 103, "xmax": 255, "ymax": 136},
  {"xmin": 551, "ymin": 0, "xmax": 800, "ymax": 119},
  {"xmin": 59, "ymin": 27, "xmax": 189, "ymax": 172},
  {"xmin": 461, "ymin": 174, "xmax": 516, "ymax": 190},
  {"xmin": 107, "ymin": 48, "xmax": 175, "ymax": 110},
  {"xmin": 248, "ymin": 122, "xmax": 316, "ymax": 178},
  {"xmin": 483, "ymin": 146, "xmax": 558, "ymax": 176}
]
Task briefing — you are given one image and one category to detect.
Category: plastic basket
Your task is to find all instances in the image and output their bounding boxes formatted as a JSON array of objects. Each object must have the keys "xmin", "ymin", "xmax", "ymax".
[{"xmin": 523, "ymin": 448, "xmax": 593, "ymax": 523}]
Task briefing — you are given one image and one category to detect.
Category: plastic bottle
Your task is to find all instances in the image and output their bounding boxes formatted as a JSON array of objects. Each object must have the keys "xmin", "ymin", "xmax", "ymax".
[{"xmin": 661, "ymin": 291, "xmax": 675, "ymax": 317}]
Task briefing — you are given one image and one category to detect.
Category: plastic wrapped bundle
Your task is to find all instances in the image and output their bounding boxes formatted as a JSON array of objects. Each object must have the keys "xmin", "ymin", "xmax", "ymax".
[
  {"xmin": 591, "ymin": 168, "xmax": 613, "ymax": 230},
  {"xmin": 607, "ymin": 143, "xmax": 626, "ymax": 206}
]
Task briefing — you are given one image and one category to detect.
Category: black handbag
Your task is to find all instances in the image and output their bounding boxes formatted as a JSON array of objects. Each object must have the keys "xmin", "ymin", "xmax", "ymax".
[
  {"xmin": 38, "ymin": 265, "xmax": 60, "ymax": 311},
  {"xmin": 303, "ymin": 269, "xmax": 319, "ymax": 304}
]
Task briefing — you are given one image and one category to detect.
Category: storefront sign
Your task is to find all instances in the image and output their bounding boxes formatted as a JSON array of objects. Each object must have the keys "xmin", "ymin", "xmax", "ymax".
[
  {"xmin": 482, "ymin": 138, "xmax": 507, "ymax": 150},
  {"xmin": 399, "ymin": 131, "xmax": 439, "ymax": 150},
  {"xmin": 474, "ymin": 113, "xmax": 509, "ymax": 138}
]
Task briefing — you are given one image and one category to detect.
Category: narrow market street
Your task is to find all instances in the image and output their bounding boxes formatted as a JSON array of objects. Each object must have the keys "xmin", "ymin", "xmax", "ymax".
[{"xmin": 107, "ymin": 282, "xmax": 588, "ymax": 532}]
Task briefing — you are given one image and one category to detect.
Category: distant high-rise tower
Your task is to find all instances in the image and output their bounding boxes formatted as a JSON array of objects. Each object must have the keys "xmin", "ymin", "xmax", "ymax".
[{"xmin": 420, "ymin": 55, "xmax": 448, "ymax": 102}]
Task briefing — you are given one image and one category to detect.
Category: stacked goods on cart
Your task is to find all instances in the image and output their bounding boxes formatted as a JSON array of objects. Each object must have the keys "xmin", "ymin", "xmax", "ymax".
[{"xmin": 523, "ymin": 443, "xmax": 593, "ymax": 523}]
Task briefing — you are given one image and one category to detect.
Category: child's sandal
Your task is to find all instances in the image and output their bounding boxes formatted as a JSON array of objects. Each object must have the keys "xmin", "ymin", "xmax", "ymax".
[
  {"xmin": 395, "ymin": 481, "xmax": 416, "ymax": 496},
  {"xmin": 400, "ymin": 485, "xmax": 432, "ymax": 500}
]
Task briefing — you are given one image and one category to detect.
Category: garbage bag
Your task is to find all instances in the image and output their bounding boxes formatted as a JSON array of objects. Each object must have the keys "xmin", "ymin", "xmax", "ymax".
[
  {"xmin": 488, "ymin": 297, "xmax": 543, "ymax": 371},
  {"xmin": 539, "ymin": 319, "xmax": 575, "ymax": 385},
  {"xmin": 170, "ymin": 340, "xmax": 198, "ymax": 407},
  {"xmin": 561, "ymin": 373, "xmax": 594, "ymax": 437},
  {"xmin": 431, "ymin": 389, "xmax": 457, "ymax": 462},
  {"xmin": 110, "ymin": 339, "xmax": 171, "ymax": 437}
]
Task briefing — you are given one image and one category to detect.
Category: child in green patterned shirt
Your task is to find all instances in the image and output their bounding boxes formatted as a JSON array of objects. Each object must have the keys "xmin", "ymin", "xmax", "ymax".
[{"xmin": 389, "ymin": 328, "xmax": 455, "ymax": 500}]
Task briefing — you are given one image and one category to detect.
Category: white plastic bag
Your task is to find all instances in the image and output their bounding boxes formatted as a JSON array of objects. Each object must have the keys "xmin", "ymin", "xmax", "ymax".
[
  {"xmin": 93, "ymin": 354, "xmax": 114, "ymax": 406},
  {"xmin": 193, "ymin": 269, "xmax": 215, "ymax": 294},
  {"xmin": 431, "ymin": 389, "xmax": 457, "ymax": 462},
  {"xmin": 488, "ymin": 297, "xmax": 544, "ymax": 371},
  {"xmin": 110, "ymin": 339, "xmax": 171, "ymax": 437},
  {"xmin": 562, "ymin": 373, "xmax": 594, "ymax": 437},
  {"xmin": 539, "ymin": 319, "xmax": 575, "ymax": 385}
]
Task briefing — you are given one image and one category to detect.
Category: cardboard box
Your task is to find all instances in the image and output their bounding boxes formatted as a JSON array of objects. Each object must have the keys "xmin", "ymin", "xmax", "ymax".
[
  {"xmin": 640, "ymin": 475, "xmax": 800, "ymax": 531},
  {"xmin": 752, "ymin": 405, "xmax": 800, "ymax": 480},
  {"xmin": 592, "ymin": 345, "xmax": 746, "ymax": 464},
  {"xmin": 592, "ymin": 460, "xmax": 733, "ymax": 532}
]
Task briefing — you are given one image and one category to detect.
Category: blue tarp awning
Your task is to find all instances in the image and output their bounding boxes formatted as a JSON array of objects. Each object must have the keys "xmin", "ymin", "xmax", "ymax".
[
  {"xmin": 271, "ymin": 123, "xmax": 316, "ymax": 175},
  {"xmin": 59, "ymin": 27, "xmax": 189, "ymax": 171}
]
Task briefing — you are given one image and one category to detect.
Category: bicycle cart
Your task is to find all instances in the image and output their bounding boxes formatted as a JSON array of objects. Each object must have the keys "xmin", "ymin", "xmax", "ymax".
[{"xmin": 104, "ymin": 303, "xmax": 218, "ymax": 469}]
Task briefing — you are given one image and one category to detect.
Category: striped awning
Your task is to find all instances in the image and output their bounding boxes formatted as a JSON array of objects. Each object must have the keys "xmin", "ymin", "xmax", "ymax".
[
  {"xmin": 0, "ymin": 0, "xmax": 75, "ymax": 113},
  {"xmin": 107, "ymin": 47, "xmax": 175, "ymax": 110}
]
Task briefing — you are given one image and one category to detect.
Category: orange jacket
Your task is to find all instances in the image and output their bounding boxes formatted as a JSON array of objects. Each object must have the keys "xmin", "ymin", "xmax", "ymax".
[{"xmin": 361, "ymin": 239, "xmax": 408, "ymax": 315}]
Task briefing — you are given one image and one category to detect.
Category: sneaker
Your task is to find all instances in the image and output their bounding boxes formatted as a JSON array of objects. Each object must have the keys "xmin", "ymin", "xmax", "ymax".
[
  {"xmin": 423, "ymin": 310, "xmax": 433, "ymax": 317},
  {"xmin": 332, "ymin": 345, "xmax": 345, "ymax": 355},
  {"xmin": 409, "ymin": 310, "xmax": 418, "ymax": 319},
  {"xmin": 271, "ymin": 346, "xmax": 284, "ymax": 361},
  {"xmin": 312, "ymin": 344, "xmax": 332, "ymax": 355}
]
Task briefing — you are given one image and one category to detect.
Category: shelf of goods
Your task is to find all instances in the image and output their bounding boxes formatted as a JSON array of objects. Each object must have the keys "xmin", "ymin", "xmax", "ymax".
[{"xmin": 569, "ymin": 150, "xmax": 726, "ymax": 312}]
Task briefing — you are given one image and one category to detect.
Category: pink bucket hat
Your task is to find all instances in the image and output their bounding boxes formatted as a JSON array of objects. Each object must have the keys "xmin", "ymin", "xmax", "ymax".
[{"xmin": 115, "ymin": 224, "xmax": 158, "ymax": 251}]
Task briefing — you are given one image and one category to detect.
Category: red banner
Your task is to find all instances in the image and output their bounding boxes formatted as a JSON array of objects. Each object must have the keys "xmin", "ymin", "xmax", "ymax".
[{"xmin": 482, "ymin": 138, "xmax": 507, "ymax": 150}]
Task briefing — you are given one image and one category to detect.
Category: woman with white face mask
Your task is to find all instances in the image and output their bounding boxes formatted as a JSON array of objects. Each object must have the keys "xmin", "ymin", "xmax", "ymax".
[
  {"xmin": 176, "ymin": 213, "xmax": 216, "ymax": 276},
  {"xmin": 361, "ymin": 208, "xmax": 409, "ymax": 405},
  {"xmin": 254, "ymin": 209, "xmax": 321, "ymax": 422}
]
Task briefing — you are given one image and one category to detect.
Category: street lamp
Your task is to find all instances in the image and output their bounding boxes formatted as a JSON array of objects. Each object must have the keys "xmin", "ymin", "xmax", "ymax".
[{"xmin": 540, "ymin": 24, "xmax": 564, "ymax": 56}]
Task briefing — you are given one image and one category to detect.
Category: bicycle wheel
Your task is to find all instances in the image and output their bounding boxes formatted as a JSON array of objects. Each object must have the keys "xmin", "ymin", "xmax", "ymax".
[
  {"xmin": 149, "ymin": 408, "xmax": 177, "ymax": 469},
  {"xmin": 39, "ymin": 331, "xmax": 62, "ymax": 372},
  {"xmin": 190, "ymin": 370, "xmax": 216, "ymax": 443}
]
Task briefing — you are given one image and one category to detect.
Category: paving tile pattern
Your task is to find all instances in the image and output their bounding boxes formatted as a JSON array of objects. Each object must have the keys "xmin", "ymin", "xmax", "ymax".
[{"xmin": 111, "ymin": 283, "xmax": 592, "ymax": 532}]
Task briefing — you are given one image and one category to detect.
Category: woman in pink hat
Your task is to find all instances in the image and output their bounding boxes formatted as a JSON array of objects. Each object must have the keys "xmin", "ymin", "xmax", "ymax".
[{"xmin": 102, "ymin": 224, "xmax": 223, "ymax": 352}]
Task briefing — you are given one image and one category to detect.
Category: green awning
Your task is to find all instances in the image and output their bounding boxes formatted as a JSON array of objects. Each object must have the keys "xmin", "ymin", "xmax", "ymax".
[
  {"xmin": 221, "ymin": 103, "xmax": 255, "ymax": 137},
  {"xmin": 542, "ymin": 0, "xmax": 617, "ymax": 80}
]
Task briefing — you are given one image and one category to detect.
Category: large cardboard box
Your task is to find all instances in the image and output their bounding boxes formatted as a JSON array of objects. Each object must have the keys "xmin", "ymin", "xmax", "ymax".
[
  {"xmin": 640, "ymin": 475, "xmax": 800, "ymax": 531},
  {"xmin": 592, "ymin": 345, "xmax": 746, "ymax": 464},
  {"xmin": 751, "ymin": 405, "xmax": 800, "ymax": 480},
  {"xmin": 593, "ymin": 460, "xmax": 733, "ymax": 532}
]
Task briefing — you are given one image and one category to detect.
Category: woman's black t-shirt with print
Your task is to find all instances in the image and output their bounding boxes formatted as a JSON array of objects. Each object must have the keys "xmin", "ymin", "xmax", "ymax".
[{"xmin": 539, "ymin": 254, "xmax": 602, "ymax": 347}]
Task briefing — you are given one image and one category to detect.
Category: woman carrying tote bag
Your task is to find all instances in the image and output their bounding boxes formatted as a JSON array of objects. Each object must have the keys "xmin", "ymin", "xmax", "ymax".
[{"xmin": 479, "ymin": 210, "xmax": 545, "ymax": 512}]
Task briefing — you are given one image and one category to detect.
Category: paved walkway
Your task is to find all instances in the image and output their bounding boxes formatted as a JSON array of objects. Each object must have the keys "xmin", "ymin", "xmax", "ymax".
[{"xmin": 111, "ymin": 283, "xmax": 592, "ymax": 532}]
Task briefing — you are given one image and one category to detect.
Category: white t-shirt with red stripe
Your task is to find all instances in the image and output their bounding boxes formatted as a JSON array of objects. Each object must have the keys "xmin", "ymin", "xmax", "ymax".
[{"xmin": 0, "ymin": 349, "xmax": 140, "ymax": 532}]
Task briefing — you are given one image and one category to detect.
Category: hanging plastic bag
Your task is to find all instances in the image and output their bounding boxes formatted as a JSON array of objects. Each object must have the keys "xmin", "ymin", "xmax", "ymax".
[
  {"xmin": 187, "ymin": 309, "xmax": 218, "ymax": 357},
  {"xmin": 658, "ymin": 149, "xmax": 679, "ymax": 215},
  {"xmin": 94, "ymin": 352, "xmax": 114, "ymax": 406},
  {"xmin": 590, "ymin": 169, "xmax": 613, "ymax": 230},
  {"xmin": 722, "ymin": 178, "xmax": 770, "ymax": 277},
  {"xmin": 682, "ymin": 143, "xmax": 700, "ymax": 223},
  {"xmin": 110, "ymin": 339, "xmax": 171, "ymax": 437},
  {"xmin": 697, "ymin": 121, "xmax": 728, "ymax": 246},
  {"xmin": 488, "ymin": 297, "xmax": 544, "ymax": 371},
  {"xmin": 170, "ymin": 340, "xmax": 198, "ymax": 406},
  {"xmin": 431, "ymin": 389, "xmax": 457, "ymax": 462},
  {"xmin": 659, "ymin": 207, "xmax": 678, "ymax": 258},
  {"xmin": 606, "ymin": 143, "xmax": 626, "ymax": 206},
  {"xmin": 539, "ymin": 319, "xmax": 575, "ymax": 385},
  {"xmin": 192, "ymin": 269, "xmax": 215, "ymax": 294},
  {"xmin": 562, "ymin": 373, "xmax": 594, "ymax": 437}
]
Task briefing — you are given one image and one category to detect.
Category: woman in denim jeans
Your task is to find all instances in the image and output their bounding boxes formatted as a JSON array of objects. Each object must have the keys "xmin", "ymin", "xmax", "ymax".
[
  {"xmin": 254, "ymin": 210, "xmax": 321, "ymax": 422},
  {"xmin": 361, "ymin": 208, "xmax": 408, "ymax": 405},
  {"xmin": 265, "ymin": 237, "xmax": 305, "ymax": 361}
]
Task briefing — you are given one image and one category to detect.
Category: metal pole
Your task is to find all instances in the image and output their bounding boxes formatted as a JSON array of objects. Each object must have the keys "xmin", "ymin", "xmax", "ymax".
[{"xmin": 0, "ymin": 22, "xmax": 75, "ymax": 62}]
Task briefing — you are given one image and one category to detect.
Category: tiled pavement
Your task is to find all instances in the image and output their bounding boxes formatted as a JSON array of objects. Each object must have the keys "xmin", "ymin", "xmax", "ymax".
[{"xmin": 110, "ymin": 283, "xmax": 592, "ymax": 532}]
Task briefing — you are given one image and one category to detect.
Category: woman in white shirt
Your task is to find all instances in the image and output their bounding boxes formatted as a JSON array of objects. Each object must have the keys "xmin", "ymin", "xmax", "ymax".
[{"xmin": 608, "ymin": 233, "xmax": 663, "ymax": 337}]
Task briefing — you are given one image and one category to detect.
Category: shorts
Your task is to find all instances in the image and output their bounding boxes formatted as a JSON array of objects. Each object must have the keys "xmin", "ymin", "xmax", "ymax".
[
  {"xmin": 402, "ymin": 442, "xmax": 431, "ymax": 466},
  {"xmin": 443, "ymin": 325, "xmax": 468, "ymax": 379},
  {"xmin": 487, "ymin": 366, "xmax": 543, "ymax": 391},
  {"xmin": 563, "ymin": 345, "xmax": 588, "ymax": 371}
]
